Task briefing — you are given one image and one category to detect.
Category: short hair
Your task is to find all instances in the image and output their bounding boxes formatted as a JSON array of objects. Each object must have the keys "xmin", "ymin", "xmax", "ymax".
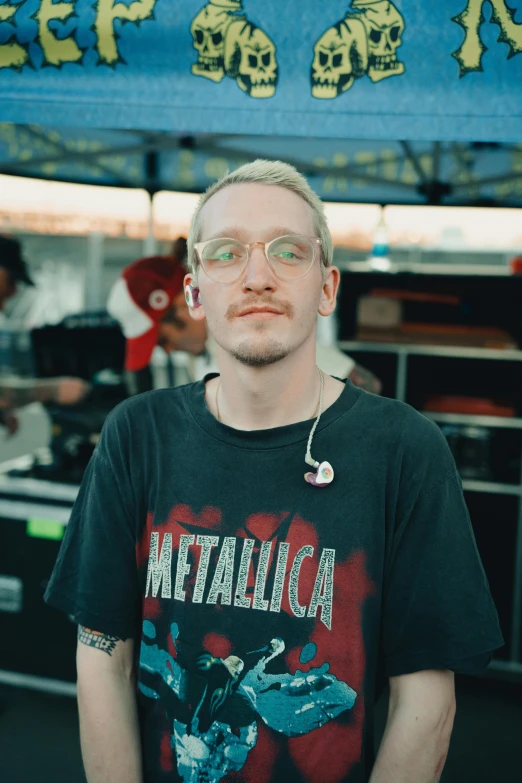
[{"xmin": 187, "ymin": 159, "xmax": 333, "ymax": 275}]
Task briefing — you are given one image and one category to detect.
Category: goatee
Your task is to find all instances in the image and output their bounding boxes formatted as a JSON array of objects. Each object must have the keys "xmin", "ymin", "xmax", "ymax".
[{"xmin": 231, "ymin": 339, "xmax": 289, "ymax": 367}]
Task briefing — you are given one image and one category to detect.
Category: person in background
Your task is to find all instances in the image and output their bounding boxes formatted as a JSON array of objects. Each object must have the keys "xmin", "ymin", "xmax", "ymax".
[
  {"xmin": 106, "ymin": 239, "xmax": 209, "ymax": 391},
  {"xmin": 108, "ymin": 237, "xmax": 381, "ymax": 393},
  {"xmin": 0, "ymin": 235, "xmax": 35, "ymax": 317},
  {"xmin": 0, "ymin": 236, "xmax": 90, "ymax": 435}
]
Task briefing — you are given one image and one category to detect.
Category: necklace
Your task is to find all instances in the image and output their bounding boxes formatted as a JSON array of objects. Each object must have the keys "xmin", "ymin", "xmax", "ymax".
[
  {"xmin": 215, "ymin": 370, "xmax": 322, "ymax": 424},
  {"xmin": 215, "ymin": 379, "xmax": 222, "ymax": 423}
]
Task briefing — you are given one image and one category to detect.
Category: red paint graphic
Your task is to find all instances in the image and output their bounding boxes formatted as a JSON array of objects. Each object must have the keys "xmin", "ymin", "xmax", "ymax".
[
  {"xmin": 160, "ymin": 730, "xmax": 173, "ymax": 772},
  {"xmin": 233, "ymin": 721, "xmax": 280, "ymax": 782},
  {"xmin": 203, "ymin": 632, "xmax": 232, "ymax": 660}
]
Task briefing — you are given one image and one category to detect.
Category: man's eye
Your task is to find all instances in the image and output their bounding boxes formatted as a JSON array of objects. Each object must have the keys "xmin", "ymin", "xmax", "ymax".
[
  {"xmin": 217, "ymin": 253, "xmax": 234, "ymax": 261},
  {"xmin": 278, "ymin": 251, "xmax": 295, "ymax": 258}
]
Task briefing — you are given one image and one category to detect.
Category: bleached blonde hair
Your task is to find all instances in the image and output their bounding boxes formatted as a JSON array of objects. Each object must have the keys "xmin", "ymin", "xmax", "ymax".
[{"xmin": 187, "ymin": 159, "xmax": 333, "ymax": 275}]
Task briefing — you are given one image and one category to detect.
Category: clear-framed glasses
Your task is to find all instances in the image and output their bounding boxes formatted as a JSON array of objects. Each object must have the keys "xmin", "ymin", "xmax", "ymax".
[{"xmin": 194, "ymin": 234, "xmax": 322, "ymax": 283}]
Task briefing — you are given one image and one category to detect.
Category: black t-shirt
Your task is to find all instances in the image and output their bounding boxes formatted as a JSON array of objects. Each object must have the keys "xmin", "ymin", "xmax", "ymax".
[{"xmin": 45, "ymin": 377, "xmax": 503, "ymax": 783}]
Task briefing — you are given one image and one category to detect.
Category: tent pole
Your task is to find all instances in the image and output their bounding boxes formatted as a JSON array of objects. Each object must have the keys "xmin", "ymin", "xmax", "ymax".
[
  {"xmin": 143, "ymin": 150, "xmax": 159, "ymax": 256},
  {"xmin": 143, "ymin": 195, "xmax": 157, "ymax": 257},
  {"xmin": 85, "ymin": 232, "xmax": 104, "ymax": 312}
]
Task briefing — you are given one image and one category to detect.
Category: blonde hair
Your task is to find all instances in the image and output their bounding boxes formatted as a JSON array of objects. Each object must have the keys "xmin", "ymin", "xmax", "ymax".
[{"xmin": 187, "ymin": 159, "xmax": 333, "ymax": 275}]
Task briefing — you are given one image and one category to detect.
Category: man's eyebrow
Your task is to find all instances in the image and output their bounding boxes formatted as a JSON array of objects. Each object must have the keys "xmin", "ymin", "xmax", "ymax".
[{"xmin": 203, "ymin": 227, "xmax": 303, "ymax": 241}]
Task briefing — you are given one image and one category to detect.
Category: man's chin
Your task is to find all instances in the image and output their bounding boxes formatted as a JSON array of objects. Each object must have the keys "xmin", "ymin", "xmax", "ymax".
[{"xmin": 230, "ymin": 338, "xmax": 289, "ymax": 368}]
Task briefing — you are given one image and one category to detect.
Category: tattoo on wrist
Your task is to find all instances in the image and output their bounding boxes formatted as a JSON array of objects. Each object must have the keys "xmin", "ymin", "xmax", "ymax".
[{"xmin": 78, "ymin": 626, "xmax": 121, "ymax": 656}]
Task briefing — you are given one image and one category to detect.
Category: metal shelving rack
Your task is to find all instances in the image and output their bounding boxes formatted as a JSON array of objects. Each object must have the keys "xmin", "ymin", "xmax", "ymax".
[{"xmin": 339, "ymin": 339, "xmax": 522, "ymax": 679}]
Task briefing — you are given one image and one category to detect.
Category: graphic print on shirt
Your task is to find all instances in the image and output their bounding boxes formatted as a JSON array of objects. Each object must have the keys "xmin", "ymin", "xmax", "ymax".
[
  {"xmin": 144, "ymin": 530, "xmax": 335, "ymax": 629},
  {"xmin": 135, "ymin": 504, "xmax": 375, "ymax": 782},
  {"xmin": 139, "ymin": 621, "xmax": 357, "ymax": 782}
]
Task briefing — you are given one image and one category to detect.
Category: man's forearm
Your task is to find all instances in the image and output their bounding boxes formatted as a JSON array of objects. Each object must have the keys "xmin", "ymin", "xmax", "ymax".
[
  {"xmin": 77, "ymin": 669, "xmax": 143, "ymax": 783},
  {"xmin": 0, "ymin": 377, "xmax": 90, "ymax": 408},
  {"xmin": 369, "ymin": 699, "xmax": 454, "ymax": 783},
  {"xmin": 0, "ymin": 381, "xmax": 52, "ymax": 407}
]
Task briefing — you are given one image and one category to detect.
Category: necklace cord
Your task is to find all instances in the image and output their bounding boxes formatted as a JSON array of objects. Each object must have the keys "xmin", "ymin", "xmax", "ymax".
[
  {"xmin": 305, "ymin": 369, "xmax": 324, "ymax": 468},
  {"xmin": 216, "ymin": 379, "xmax": 222, "ymax": 422},
  {"xmin": 216, "ymin": 370, "xmax": 323, "ymax": 440}
]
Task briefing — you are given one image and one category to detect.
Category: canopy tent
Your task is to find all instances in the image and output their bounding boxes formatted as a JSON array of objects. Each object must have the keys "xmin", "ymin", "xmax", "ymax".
[
  {"xmin": 1, "ymin": 126, "xmax": 521, "ymax": 206},
  {"xmin": 0, "ymin": 0, "xmax": 521, "ymax": 204}
]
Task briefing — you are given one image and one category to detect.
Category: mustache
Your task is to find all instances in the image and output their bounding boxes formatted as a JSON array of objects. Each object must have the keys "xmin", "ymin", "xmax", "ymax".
[{"xmin": 226, "ymin": 296, "xmax": 294, "ymax": 320}]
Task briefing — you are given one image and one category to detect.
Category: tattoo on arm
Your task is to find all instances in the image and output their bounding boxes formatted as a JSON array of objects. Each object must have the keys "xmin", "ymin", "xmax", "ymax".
[{"xmin": 78, "ymin": 626, "xmax": 122, "ymax": 656}]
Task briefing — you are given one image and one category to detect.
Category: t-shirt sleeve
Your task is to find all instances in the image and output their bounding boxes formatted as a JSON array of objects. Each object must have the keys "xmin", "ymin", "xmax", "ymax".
[
  {"xmin": 382, "ymin": 418, "xmax": 504, "ymax": 678},
  {"xmin": 44, "ymin": 404, "xmax": 141, "ymax": 639}
]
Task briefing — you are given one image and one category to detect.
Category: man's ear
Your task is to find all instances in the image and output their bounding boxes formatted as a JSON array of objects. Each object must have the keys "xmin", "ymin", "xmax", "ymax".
[
  {"xmin": 183, "ymin": 273, "xmax": 206, "ymax": 320},
  {"xmin": 318, "ymin": 265, "xmax": 340, "ymax": 317}
]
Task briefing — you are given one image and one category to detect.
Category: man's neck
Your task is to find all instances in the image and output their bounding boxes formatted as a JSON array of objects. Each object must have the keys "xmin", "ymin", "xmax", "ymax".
[{"xmin": 206, "ymin": 340, "xmax": 342, "ymax": 431}]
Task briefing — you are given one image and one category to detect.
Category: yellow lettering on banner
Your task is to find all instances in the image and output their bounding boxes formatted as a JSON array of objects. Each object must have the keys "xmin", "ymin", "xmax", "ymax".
[
  {"xmin": 36, "ymin": 0, "xmax": 82, "ymax": 66},
  {"xmin": 453, "ymin": 0, "xmax": 522, "ymax": 75},
  {"xmin": 0, "ymin": 4, "xmax": 29, "ymax": 69},
  {"xmin": 95, "ymin": 0, "xmax": 156, "ymax": 66}
]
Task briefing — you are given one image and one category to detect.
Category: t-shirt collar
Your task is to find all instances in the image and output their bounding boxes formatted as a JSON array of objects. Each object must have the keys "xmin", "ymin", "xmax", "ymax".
[{"xmin": 187, "ymin": 372, "xmax": 360, "ymax": 450}]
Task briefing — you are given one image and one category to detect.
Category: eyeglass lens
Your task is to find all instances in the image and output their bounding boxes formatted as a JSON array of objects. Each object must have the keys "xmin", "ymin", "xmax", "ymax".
[{"xmin": 200, "ymin": 235, "xmax": 316, "ymax": 282}]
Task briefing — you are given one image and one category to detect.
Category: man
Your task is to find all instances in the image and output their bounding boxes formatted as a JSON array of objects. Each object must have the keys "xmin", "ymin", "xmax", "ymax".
[
  {"xmin": 45, "ymin": 161, "xmax": 502, "ymax": 783},
  {"xmin": 108, "ymin": 239, "xmax": 381, "ymax": 392},
  {"xmin": 0, "ymin": 236, "xmax": 90, "ymax": 434},
  {"xmin": 0, "ymin": 236, "xmax": 34, "ymax": 315}
]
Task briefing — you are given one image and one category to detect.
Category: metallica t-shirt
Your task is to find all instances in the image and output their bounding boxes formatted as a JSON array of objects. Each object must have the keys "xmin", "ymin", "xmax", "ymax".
[{"xmin": 45, "ymin": 377, "xmax": 503, "ymax": 783}]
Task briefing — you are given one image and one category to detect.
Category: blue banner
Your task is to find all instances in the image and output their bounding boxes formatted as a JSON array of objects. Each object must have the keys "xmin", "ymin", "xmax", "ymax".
[{"xmin": 0, "ymin": 0, "xmax": 521, "ymax": 140}]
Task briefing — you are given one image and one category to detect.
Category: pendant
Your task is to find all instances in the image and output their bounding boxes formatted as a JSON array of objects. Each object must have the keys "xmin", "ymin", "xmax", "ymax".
[{"xmin": 304, "ymin": 461, "xmax": 334, "ymax": 487}]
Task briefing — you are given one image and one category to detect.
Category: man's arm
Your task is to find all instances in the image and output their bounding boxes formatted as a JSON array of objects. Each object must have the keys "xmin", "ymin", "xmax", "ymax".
[
  {"xmin": 76, "ymin": 626, "xmax": 143, "ymax": 783},
  {"xmin": 369, "ymin": 669, "xmax": 456, "ymax": 783},
  {"xmin": 0, "ymin": 377, "xmax": 90, "ymax": 408}
]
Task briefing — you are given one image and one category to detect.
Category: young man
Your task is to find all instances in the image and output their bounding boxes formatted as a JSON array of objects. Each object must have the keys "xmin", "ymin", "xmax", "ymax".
[{"xmin": 45, "ymin": 161, "xmax": 503, "ymax": 783}]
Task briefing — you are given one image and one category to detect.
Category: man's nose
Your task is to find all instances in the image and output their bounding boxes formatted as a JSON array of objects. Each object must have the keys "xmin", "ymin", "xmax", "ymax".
[{"xmin": 241, "ymin": 245, "xmax": 276, "ymax": 292}]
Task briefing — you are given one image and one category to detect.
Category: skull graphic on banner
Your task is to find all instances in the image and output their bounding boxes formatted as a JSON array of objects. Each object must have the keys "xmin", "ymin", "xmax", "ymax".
[
  {"xmin": 190, "ymin": 1, "xmax": 278, "ymax": 97},
  {"xmin": 311, "ymin": 18, "xmax": 368, "ymax": 98},
  {"xmin": 351, "ymin": 0, "xmax": 405, "ymax": 82},
  {"xmin": 190, "ymin": 2, "xmax": 239, "ymax": 82},
  {"xmin": 311, "ymin": 0, "xmax": 406, "ymax": 98},
  {"xmin": 224, "ymin": 20, "xmax": 278, "ymax": 98}
]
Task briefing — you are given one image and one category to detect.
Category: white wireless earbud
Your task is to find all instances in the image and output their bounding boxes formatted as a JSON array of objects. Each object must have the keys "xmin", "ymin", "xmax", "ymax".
[
  {"xmin": 304, "ymin": 461, "xmax": 334, "ymax": 487},
  {"xmin": 185, "ymin": 285, "xmax": 201, "ymax": 308}
]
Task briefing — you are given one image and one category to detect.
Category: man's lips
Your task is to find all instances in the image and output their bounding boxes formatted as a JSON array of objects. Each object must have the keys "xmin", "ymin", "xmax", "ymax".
[
  {"xmin": 225, "ymin": 299, "xmax": 293, "ymax": 321},
  {"xmin": 236, "ymin": 307, "xmax": 283, "ymax": 318}
]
